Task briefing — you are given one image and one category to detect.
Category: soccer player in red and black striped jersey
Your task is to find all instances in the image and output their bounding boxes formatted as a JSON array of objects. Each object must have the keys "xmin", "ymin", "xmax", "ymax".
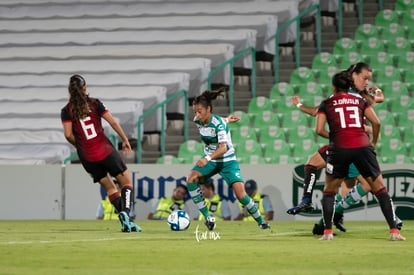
[
  {"xmin": 315, "ymin": 71, "xmax": 405, "ymax": 241},
  {"xmin": 61, "ymin": 74, "xmax": 141, "ymax": 233}
]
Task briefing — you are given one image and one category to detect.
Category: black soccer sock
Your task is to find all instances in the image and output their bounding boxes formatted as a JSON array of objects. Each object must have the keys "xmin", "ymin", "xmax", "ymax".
[
  {"xmin": 375, "ymin": 188, "xmax": 397, "ymax": 229},
  {"xmin": 121, "ymin": 186, "xmax": 133, "ymax": 213},
  {"xmin": 321, "ymin": 191, "xmax": 336, "ymax": 230},
  {"xmin": 302, "ymin": 165, "xmax": 317, "ymax": 200},
  {"xmin": 109, "ymin": 192, "xmax": 122, "ymax": 213}
]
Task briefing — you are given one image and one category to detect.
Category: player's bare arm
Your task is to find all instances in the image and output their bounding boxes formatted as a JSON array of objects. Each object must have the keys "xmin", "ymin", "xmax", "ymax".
[
  {"xmin": 292, "ymin": 95, "xmax": 319, "ymax": 116},
  {"xmin": 364, "ymin": 107, "xmax": 380, "ymax": 147},
  {"xmin": 315, "ymin": 113, "xmax": 329, "ymax": 139}
]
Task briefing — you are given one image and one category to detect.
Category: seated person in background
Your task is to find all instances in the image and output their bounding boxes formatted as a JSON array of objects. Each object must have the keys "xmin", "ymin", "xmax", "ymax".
[
  {"xmin": 194, "ymin": 178, "xmax": 232, "ymax": 221},
  {"xmin": 234, "ymin": 179, "xmax": 274, "ymax": 221},
  {"xmin": 147, "ymin": 184, "xmax": 188, "ymax": 220},
  {"xmin": 96, "ymin": 178, "xmax": 136, "ymax": 220}
]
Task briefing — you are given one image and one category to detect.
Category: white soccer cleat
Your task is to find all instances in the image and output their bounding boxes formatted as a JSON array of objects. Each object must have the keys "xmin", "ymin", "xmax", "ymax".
[
  {"xmin": 318, "ymin": 229, "xmax": 334, "ymax": 241},
  {"xmin": 390, "ymin": 229, "xmax": 406, "ymax": 241}
]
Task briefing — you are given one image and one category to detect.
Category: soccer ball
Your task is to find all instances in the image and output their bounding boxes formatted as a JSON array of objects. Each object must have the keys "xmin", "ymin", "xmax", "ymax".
[{"xmin": 167, "ymin": 210, "xmax": 191, "ymax": 231}]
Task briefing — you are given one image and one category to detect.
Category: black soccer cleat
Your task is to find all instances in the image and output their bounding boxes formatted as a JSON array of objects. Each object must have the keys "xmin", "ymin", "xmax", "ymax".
[
  {"xmin": 333, "ymin": 212, "xmax": 346, "ymax": 232},
  {"xmin": 204, "ymin": 216, "xmax": 216, "ymax": 231},
  {"xmin": 259, "ymin": 222, "xmax": 271, "ymax": 230},
  {"xmin": 312, "ymin": 223, "xmax": 324, "ymax": 235},
  {"xmin": 286, "ymin": 201, "xmax": 314, "ymax": 215}
]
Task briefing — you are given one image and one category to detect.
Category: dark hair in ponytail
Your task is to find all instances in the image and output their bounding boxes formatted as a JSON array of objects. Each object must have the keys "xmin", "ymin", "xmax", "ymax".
[
  {"xmin": 192, "ymin": 87, "xmax": 226, "ymax": 112},
  {"xmin": 332, "ymin": 70, "xmax": 353, "ymax": 93},
  {"xmin": 68, "ymin": 74, "xmax": 90, "ymax": 120}
]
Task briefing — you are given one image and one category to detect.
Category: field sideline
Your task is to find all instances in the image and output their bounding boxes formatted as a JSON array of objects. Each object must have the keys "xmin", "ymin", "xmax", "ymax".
[{"xmin": 1, "ymin": 220, "xmax": 413, "ymax": 275}]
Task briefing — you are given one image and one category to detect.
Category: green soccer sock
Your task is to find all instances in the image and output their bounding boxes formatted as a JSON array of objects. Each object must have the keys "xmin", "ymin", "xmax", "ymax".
[
  {"xmin": 187, "ymin": 182, "xmax": 210, "ymax": 219},
  {"xmin": 239, "ymin": 195, "xmax": 264, "ymax": 224},
  {"xmin": 336, "ymin": 183, "xmax": 368, "ymax": 214}
]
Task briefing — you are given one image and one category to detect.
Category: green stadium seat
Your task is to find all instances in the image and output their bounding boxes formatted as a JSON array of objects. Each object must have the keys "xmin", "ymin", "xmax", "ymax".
[
  {"xmin": 286, "ymin": 125, "xmax": 315, "ymax": 144},
  {"xmin": 156, "ymin": 155, "xmax": 181, "ymax": 164},
  {"xmin": 403, "ymin": 66, "xmax": 414, "ymax": 90},
  {"xmin": 375, "ymin": 9, "xmax": 400, "ymax": 28},
  {"xmin": 297, "ymin": 81, "xmax": 323, "ymax": 97},
  {"xmin": 235, "ymin": 139, "xmax": 263, "ymax": 156},
  {"xmin": 333, "ymin": 38, "xmax": 358, "ymax": 57},
  {"xmin": 280, "ymin": 110, "xmax": 309, "ymax": 128},
  {"xmin": 373, "ymin": 65, "xmax": 402, "ymax": 84},
  {"xmin": 380, "ymin": 23, "xmax": 406, "ymax": 44},
  {"xmin": 388, "ymin": 95, "xmax": 412, "ymax": 113},
  {"xmin": 378, "ymin": 155, "xmax": 410, "ymax": 164},
  {"xmin": 401, "ymin": 9, "xmax": 414, "ymax": 28},
  {"xmin": 259, "ymin": 125, "xmax": 287, "ymax": 146},
  {"xmin": 381, "ymin": 124, "xmax": 402, "ymax": 141},
  {"xmin": 377, "ymin": 81, "xmax": 409, "ymax": 100},
  {"xmin": 253, "ymin": 110, "xmax": 281, "ymax": 129},
  {"xmin": 397, "ymin": 51, "xmax": 414, "ymax": 75},
  {"xmin": 291, "ymin": 138, "xmax": 320, "ymax": 158},
  {"xmin": 178, "ymin": 140, "xmax": 204, "ymax": 164},
  {"xmin": 402, "ymin": 123, "xmax": 414, "ymax": 143},
  {"xmin": 311, "ymin": 52, "xmax": 337, "ymax": 76},
  {"xmin": 229, "ymin": 110, "xmax": 251, "ymax": 129},
  {"xmin": 337, "ymin": 52, "xmax": 364, "ymax": 70},
  {"xmin": 376, "ymin": 109, "xmax": 397, "ymax": 126},
  {"xmin": 354, "ymin": 24, "xmax": 379, "ymax": 45},
  {"xmin": 317, "ymin": 66, "xmax": 339, "ymax": 90},
  {"xmin": 263, "ymin": 139, "xmax": 292, "ymax": 159},
  {"xmin": 266, "ymin": 154, "xmax": 291, "ymax": 164},
  {"xmin": 247, "ymin": 96, "xmax": 273, "ymax": 120},
  {"xmin": 396, "ymin": 107, "xmax": 414, "ymax": 128},
  {"xmin": 387, "ymin": 37, "xmax": 412, "ymax": 64},
  {"xmin": 377, "ymin": 138, "xmax": 406, "ymax": 157},
  {"xmin": 359, "ymin": 37, "xmax": 385, "ymax": 60},
  {"xmin": 395, "ymin": 0, "xmax": 414, "ymax": 11},
  {"xmin": 365, "ymin": 51, "xmax": 393, "ymax": 69},
  {"xmin": 238, "ymin": 154, "xmax": 267, "ymax": 164},
  {"xmin": 289, "ymin": 67, "xmax": 316, "ymax": 89},
  {"xmin": 269, "ymin": 82, "xmax": 295, "ymax": 102},
  {"xmin": 275, "ymin": 94, "xmax": 295, "ymax": 114},
  {"xmin": 231, "ymin": 125, "xmax": 257, "ymax": 144}
]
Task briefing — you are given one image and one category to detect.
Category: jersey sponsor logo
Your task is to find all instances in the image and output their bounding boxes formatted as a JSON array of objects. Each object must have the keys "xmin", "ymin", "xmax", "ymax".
[
  {"xmin": 200, "ymin": 127, "xmax": 215, "ymax": 137},
  {"xmin": 291, "ymin": 165, "xmax": 414, "ymax": 219}
]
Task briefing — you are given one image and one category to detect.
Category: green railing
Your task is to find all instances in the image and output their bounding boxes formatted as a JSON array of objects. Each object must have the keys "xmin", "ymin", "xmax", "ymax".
[
  {"xmin": 274, "ymin": 4, "xmax": 321, "ymax": 83},
  {"xmin": 207, "ymin": 46, "xmax": 256, "ymax": 113},
  {"xmin": 136, "ymin": 89, "xmax": 188, "ymax": 163},
  {"xmin": 357, "ymin": 0, "xmax": 384, "ymax": 25}
]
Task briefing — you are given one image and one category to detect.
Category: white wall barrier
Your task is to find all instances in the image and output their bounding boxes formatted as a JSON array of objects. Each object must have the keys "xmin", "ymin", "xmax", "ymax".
[{"xmin": 0, "ymin": 164, "xmax": 413, "ymax": 220}]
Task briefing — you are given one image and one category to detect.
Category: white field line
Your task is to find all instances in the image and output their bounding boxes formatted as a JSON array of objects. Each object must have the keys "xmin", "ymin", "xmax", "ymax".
[{"xmin": 0, "ymin": 230, "xmax": 308, "ymax": 245}]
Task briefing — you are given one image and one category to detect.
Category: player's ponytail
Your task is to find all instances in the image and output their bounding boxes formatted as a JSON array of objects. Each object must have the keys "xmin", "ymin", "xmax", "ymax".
[
  {"xmin": 192, "ymin": 87, "xmax": 226, "ymax": 112},
  {"xmin": 68, "ymin": 74, "xmax": 90, "ymax": 120},
  {"xmin": 332, "ymin": 71, "xmax": 353, "ymax": 93}
]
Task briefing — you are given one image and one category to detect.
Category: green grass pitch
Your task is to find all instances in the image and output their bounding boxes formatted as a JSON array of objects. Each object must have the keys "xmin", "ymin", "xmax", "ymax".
[{"xmin": 1, "ymin": 220, "xmax": 413, "ymax": 275}]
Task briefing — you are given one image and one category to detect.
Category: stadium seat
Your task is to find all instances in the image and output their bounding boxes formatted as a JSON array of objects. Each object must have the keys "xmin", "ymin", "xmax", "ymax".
[
  {"xmin": 403, "ymin": 67, "xmax": 414, "ymax": 91},
  {"xmin": 317, "ymin": 66, "xmax": 339, "ymax": 89},
  {"xmin": 253, "ymin": 110, "xmax": 281, "ymax": 130},
  {"xmin": 266, "ymin": 154, "xmax": 291, "ymax": 164},
  {"xmin": 275, "ymin": 95, "xmax": 295, "ymax": 114},
  {"xmin": 289, "ymin": 67, "xmax": 316, "ymax": 89},
  {"xmin": 229, "ymin": 110, "xmax": 251, "ymax": 129},
  {"xmin": 359, "ymin": 37, "xmax": 385, "ymax": 60},
  {"xmin": 269, "ymin": 82, "xmax": 295, "ymax": 98},
  {"xmin": 378, "ymin": 155, "xmax": 410, "ymax": 164},
  {"xmin": 263, "ymin": 139, "xmax": 292, "ymax": 159},
  {"xmin": 376, "ymin": 109, "xmax": 397, "ymax": 126},
  {"xmin": 259, "ymin": 125, "xmax": 287, "ymax": 146},
  {"xmin": 375, "ymin": 9, "xmax": 400, "ymax": 28},
  {"xmin": 388, "ymin": 95, "xmax": 412, "ymax": 113},
  {"xmin": 380, "ymin": 23, "xmax": 406, "ymax": 44},
  {"xmin": 280, "ymin": 110, "xmax": 309, "ymax": 128},
  {"xmin": 235, "ymin": 139, "xmax": 263, "ymax": 157},
  {"xmin": 381, "ymin": 124, "xmax": 402, "ymax": 141},
  {"xmin": 287, "ymin": 126, "xmax": 315, "ymax": 144},
  {"xmin": 311, "ymin": 52, "xmax": 337, "ymax": 76},
  {"xmin": 231, "ymin": 125, "xmax": 257, "ymax": 144},
  {"xmin": 291, "ymin": 139, "xmax": 320, "ymax": 158},
  {"xmin": 397, "ymin": 51, "xmax": 414, "ymax": 75},
  {"xmin": 395, "ymin": 0, "xmax": 414, "ymax": 11},
  {"xmin": 354, "ymin": 24, "xmax": 379, "ymax": 45},
  {"xmin": 156, "ymin": 155, "xmax": 181, "ymax": 164},
  {"xmin": 387, "ymin": 37, "xmax": 412, "ymax": 64},
  {"xmin": 401, "ymin": 9, "xmax": 414, "ymax": 28},
  {"xmin": 337, "ymin": 52, "xmax": 364, "ymax": 70},
  {"xmin": 377, "ymin": 138, "xmax": 406, "ymax": 158},
  {"xmin": 238, "ymin": 154, "xmax": 267, "ymax": 164},
  {"xmin": 366, "ymin": 52, "xmax": 393, "ymax": 69},
  {"xmin": 396, "ymin": 107, "xmax": 414, "ymax": 128},
  {"xmin": 377, "ymin": 81, "xmax": 409, "ymax": 101},
  {"xmin": 297, "ymin": 81, "xmax": 323, "ymax": 97},
  {"xmin": 373, "ymin": 65, "xmax": 402, "ymax": 84},
  {"xmin": 247, "ymin": 96, "xmax": 273, "ymax": 120},
  {"xmin": 178, "ymin": 140, "xmax": 204, "ymax": 164},
  {"xmin": 333, "ymin": 38, "xmax": 358, "ymax": 57}
]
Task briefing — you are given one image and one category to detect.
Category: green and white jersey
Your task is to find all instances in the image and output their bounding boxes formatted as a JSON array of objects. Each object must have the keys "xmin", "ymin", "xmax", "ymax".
[{"xmin": 193, "ymin": 113, "xmax": 236, "ymax": 162}]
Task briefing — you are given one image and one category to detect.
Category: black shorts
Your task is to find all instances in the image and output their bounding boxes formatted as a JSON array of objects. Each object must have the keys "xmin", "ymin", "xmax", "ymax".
[
  {"xmin": 318, "ymin": 145, "xmax": 329, "ymax": 162},
  {"xmin": 80, "ymin": 150, "xmax": 127, "ymax": 183},
  {"xmin": 326, "ymin": 146, "xmax": 381, "ymax": 179}
]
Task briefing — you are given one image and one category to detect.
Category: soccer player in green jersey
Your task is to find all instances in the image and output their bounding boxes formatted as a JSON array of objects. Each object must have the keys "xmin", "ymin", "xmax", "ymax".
[{"xmin": 186, "ymin": 89, "xmax": 270, "ymax": 231}]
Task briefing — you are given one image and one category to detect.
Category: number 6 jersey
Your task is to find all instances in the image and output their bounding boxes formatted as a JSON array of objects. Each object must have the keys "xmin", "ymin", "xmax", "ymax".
[{"xmin": 61, "ymin": 98, "xmax": 114, "ymax": 162}]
